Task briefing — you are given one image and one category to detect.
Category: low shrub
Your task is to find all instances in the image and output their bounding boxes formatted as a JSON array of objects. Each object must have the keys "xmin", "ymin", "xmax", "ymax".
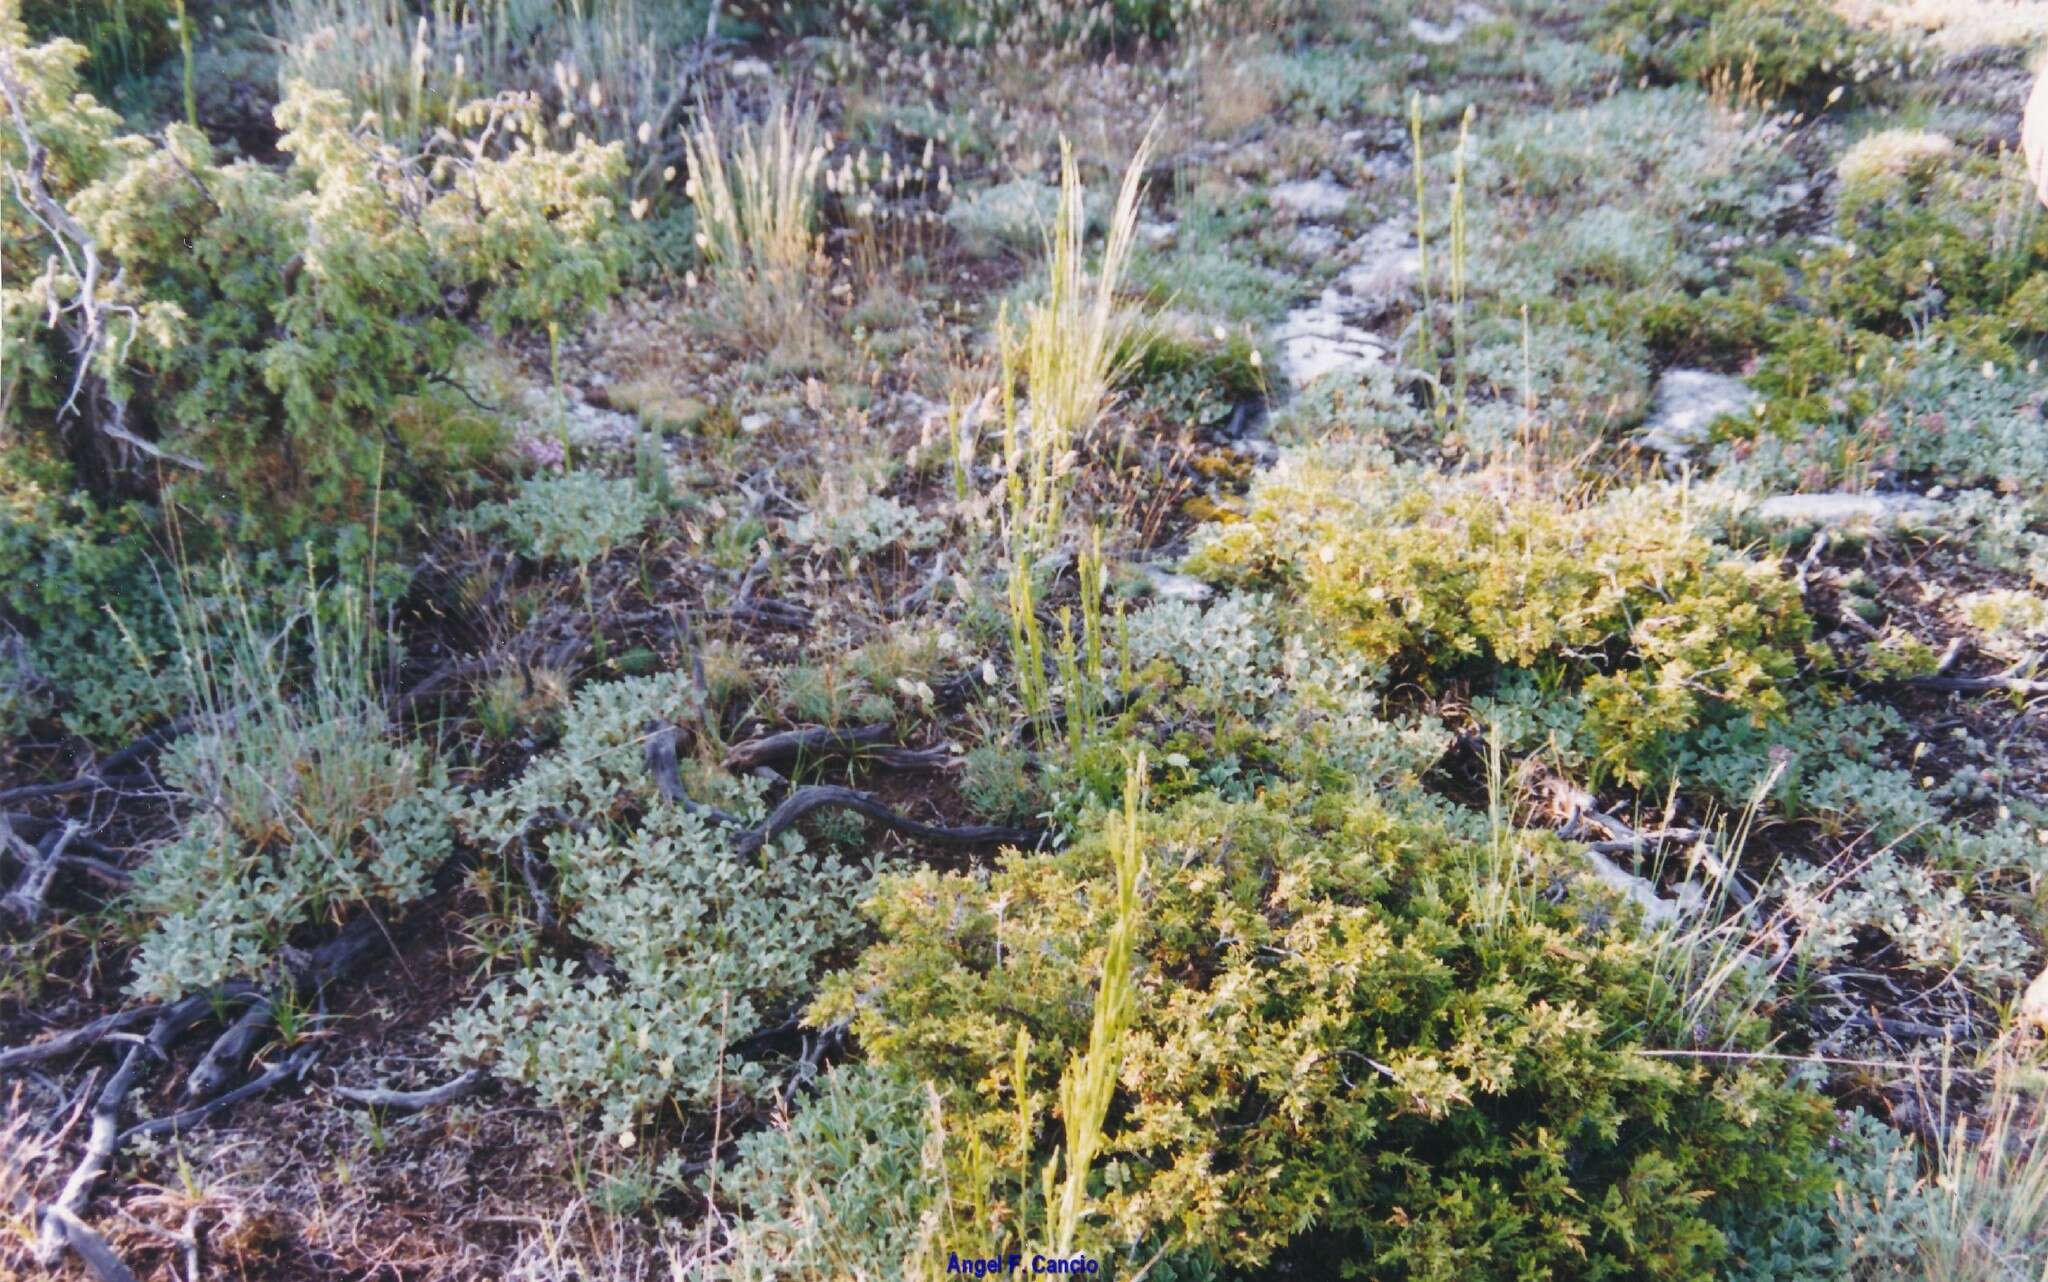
[
  {"xmin": 816, "ymin": 787, "xmax": 1834, "ymax": 1276},
  {"xmin": 1186, "ymin": 463, "xmax": 1818, "ymax": 785},
  {"xmin": 0, "ymin": 18, "xmax": 627, "ymax": 539},
  {"xmin": 710, "ymin": 1064, "xmax": 942, "ymax": 1281},
  {"xmin": 1601, "ymin": 0, "xmax": 1878, "ymax": 104}
]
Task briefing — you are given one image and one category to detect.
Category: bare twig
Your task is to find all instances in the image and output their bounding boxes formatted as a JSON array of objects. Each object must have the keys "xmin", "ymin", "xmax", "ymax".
[{"xmin": 1902, "ymin": 674, "xmax": 2048, "ymax": 697}]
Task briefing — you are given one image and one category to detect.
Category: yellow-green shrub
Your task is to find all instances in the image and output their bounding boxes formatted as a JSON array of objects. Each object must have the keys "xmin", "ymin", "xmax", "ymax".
[
  {"xmin": 1185, "ymin": 462, "xmax": 1817, "ymax": 784},
  {"xmin": 816, "ymin": 787, "xmax": 1834, "ymax": 1277}
]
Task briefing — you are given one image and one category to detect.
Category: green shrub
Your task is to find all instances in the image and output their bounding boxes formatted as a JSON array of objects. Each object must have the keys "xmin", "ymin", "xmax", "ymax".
[
  {"xmin": 1186, "ymin": 462, "xmax": 1817, "ymax": 785},
  {"xmin": 0, "ymin": 451, "xmax": 177, "ymax": 739},
  {"xmin": 0, "ymin": 18, "xmax": 626, "ymax": 538},
  {"xmin": 816, "ymin": 787, "xmax": 1834, "ymax": 1276},
  {"xmin": 1601, "ymin": 0, "xmax": 1877, "ymax": 104}
]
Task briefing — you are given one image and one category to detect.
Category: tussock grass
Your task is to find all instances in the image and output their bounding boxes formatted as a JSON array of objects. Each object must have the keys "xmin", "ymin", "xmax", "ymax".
[{"xmin": 682, "ymin": 94, "xmax": 828, "ymax": 325}]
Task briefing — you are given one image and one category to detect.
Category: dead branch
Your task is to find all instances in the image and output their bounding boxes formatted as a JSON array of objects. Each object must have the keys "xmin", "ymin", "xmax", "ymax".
[
  {"xmin": 3, "ymin": 820, "xmax": 79, "ymax": 923},
  {"xmin": 722, "ymin": 722, "xmax": 893, "ymax": 771},
  {"xmin": 1902, "ymin": 674, "xmax": 2048, "ymax": 697},
  {"xmin": 733, "ymin": 785, "xmax": 1040, "ymax": 857},
  {"xmin": 0, "ymin": 1004, "xmax": 164, "ymax": 1073},
  {"xmin": 178, "ymin": 915, "xmax": 384, "ymax": 1107},
  {"xmin": 330, "ymin": 1068, "xmax": 482, "ymax": 1112},
  {"xmin": 119, "ymin": 1046, "xmax": 319, "ymax": 1145},
  {"xmin": 42, "ymin": 1205, "xmax": 140, "ymax": 1282},
  {"xmin": 646, "ymin": 725, "xmax": 1037, "ymax": 855},
  {"xmin": 35, "ymin": 993, "xmax": 216, "ymax": 1265},
  {"xmin": 182, "ymin": 997, "xmax": 272, "ymax": 1104}
]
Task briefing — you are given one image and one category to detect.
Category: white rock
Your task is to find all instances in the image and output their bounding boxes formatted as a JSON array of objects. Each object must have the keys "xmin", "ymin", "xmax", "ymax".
[
  {"xmin": 730, "ymin": 58, "xmax": 772, "ymax": 78},
  {"xmin": 1326, "ymin": 219, "xmax": 1421, "ymax": 318},
  {"xmin": 1138, "ymin": 219, "xmax": 1177, "ymax": 247},
  {"xmin": 2021, "ymin": 965, "xmax": 2048, "ymax": 1035},
  {"xmin": 1752, "ymin": 492, "xmax": 1941, "ymax": 527},
  {"xmin": 739, "ymin": 412, "xmax": 771, "ymax": 434},
  {"xmin": 1269, "ymin": 176, "xmax": 1352, "ymax": 221},
  {"xmin": 1275, "ymin": 306, "xmax": 1390, "ymax": 388},
  {"xmin": 1637, "ymin": 369, "xmax": 1757, "ymax": 460},
  {"xmin": 1408, "ymin": 16, "xmax": 1465, "ymax": 43}
]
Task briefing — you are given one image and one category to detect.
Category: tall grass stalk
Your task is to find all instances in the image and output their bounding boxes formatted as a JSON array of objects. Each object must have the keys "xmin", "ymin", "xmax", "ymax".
[
  {"xmin": 1007, "ymin": 554, "xmax": 1053, "ymax": 742},
  {"xmin": 1409, "ymin": 91, "xmax": 1431, "ymax": 370},
  {"xmin": 1449, "ymin": 104, "xmax": 1473, "ymax": 421},
  {"xmin": 171, "ymin": 0, "xmax": 196, "ymax": 127},
  {"xmin": 1052, "ymin": 751, "xmax": 1145, "ymax": 1253},
  {"xmin": 1919, "ymin": 1051, "xmax": 2048, "ymax": 1280},
  {"xmin": 999, "ymin": 122, "xmax": 1157, "ymax": 559}
]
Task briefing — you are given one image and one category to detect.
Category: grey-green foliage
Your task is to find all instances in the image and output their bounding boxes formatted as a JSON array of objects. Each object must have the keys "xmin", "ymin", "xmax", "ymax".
[
  {"xmin": 1774, "ymin": 851, "xmax": 2034, "ymax": 987},
  {"xmin": 448, "ymin": 671, "xmax": 881, "ymax": 1137},
  {"xmin": 711, "ymin": 1064, "xmax": 940, "ymax": 1281},
  {"xmin": 1125, "ymin": 592, "xmax": 1282, "ymax": 713},
  {"xmin": 943, "ymin": 177, "xmax": 1063, "ymax": 256},
  {"xmin": 788, "ymin": 495, "xmax": 942, "ymax": 557},
  {"xmin": 124, "ymin": 581, "xmax": 452, "ymax": 999},
  {"xmin": 130, "ymin": 725, "xmax": 450, "ymax": 997},
  {"xmin": 1727, "ymin": 1109, "xmax": 1926, "ymax": 1281},
  {"xmin": 1480, "ymin": 87, "xmax": 1801, "ymax": 230},
  {"xmin": 1713, "ymin": 345, "xmax": 2048, "ymax": 506},
  {"xmin": 474, "ymin": 470, "xmax": 658, "ymax": 567}
]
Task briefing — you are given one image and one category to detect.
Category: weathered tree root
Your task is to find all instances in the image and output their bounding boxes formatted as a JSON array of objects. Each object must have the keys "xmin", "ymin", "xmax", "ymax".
[
  {"xmin": 646, "ymin": 725, "xmax": 1039, "ymax": 857},
  {"xmin": 180, "ymin": 915, "xmax": 383, "ymax": 1109},
  {"xmin": 0, "ymin": 1000, "xmax": 206, "ymax": 1073},
  {"xmin": 732, "ymin": 785, "xmax": 1040, "ymax": 857},
  {"xmin": 42, "ymin": 1204, "xmax": 140, "ymax": 1282},
  {"xmin": 121, "ymin": 1045, "xmax": 319, "ymax": 1145},
  {"xmin": 34, "ymin": 993, "xmax": 215, "ymax": 1265},
  {"xmin": 722, "ymin": 722, "xmax": 954, "ymax": 773},
  {"xmin": 330, "ymin": 1068, "xmax": 481, "ymax": 1112}
]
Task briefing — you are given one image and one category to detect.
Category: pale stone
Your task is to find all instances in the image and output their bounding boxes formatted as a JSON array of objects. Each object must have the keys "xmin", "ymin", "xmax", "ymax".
[
  {"xmin": 1637, "ymin": 370, "xmax": 1756, "ymax": 460},
  {"xmin": 1752, "ymin": 492, "xmax": 1941, "ymax": 527},
  {"xmin": 1269, "ymin": 176, "xmax": 1352, "ymax": 220}
]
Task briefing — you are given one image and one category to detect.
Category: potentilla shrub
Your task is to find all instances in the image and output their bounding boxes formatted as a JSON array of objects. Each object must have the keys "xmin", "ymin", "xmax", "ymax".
[
  {"xmin": 1184, "ymin": 461, "xmax": 1819, "ymax": 785},
  {"xmin": 816, "ymin": 787, "xmax": 1833, "ymax": 1277},
  {"xmin": 0, "ymin": 16, "xmax": 626, "ymax": 537}
]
